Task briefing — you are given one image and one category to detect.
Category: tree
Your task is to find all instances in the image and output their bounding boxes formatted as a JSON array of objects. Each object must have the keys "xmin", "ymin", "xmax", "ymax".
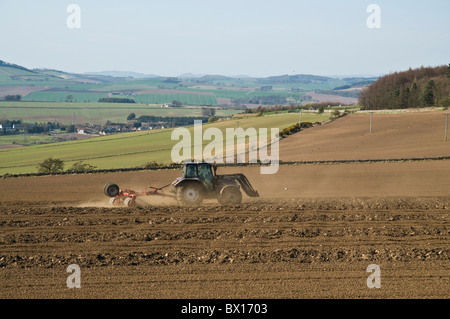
[
  {"xmin": 67, "ymin": 124, "xmax": 76, "ymax": 133},
  {"xmin": 399, "ymin": 87, "xmax": 410, "ymax": 108},
  {"xmin": 37, "ymin": 157, "xmax": 64, "ymax": 173},
  {"xmin": 172, "ymin": 100, "xmax": 182, "ymax": 107},
  {"xmin": 318, "ymin": 106, "xmax": 325, "ymax": 114},
  {"xmin": 127, "ymin": 113, "xmax": 136, "ymax": 121},
  {"xmin": 421, "ymin": 80, "xmax": 435, "ymax": 106},
  {"xmin": 69, "ymin": 161, "xmax": 97, "ymax": 172},
  {"xmin": 438, "ymin": 97, "xmax": 450, "ymax": 110},
  {"xmin": 201, "ymin": 108, "xmax": 216, "ymax": 117},
  {"xmin": 208, "ymin": 116, "xmax": 219, "ymax": 123},
  {"xmin": 65, "ymin": 95, "xmax": 74, "ymax": 102},
  {"xmin": 4, "ymin": 95, "xmax": 21, "ymax": 101}
]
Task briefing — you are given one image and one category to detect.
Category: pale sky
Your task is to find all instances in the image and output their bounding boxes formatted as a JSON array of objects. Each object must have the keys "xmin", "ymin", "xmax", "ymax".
[{"xmin": 0, "ymin": 0, "xmax": 449, "ymax": 77}]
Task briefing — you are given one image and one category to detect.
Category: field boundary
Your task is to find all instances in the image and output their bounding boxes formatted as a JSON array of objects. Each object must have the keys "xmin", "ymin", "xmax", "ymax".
[{"xmin": 2, "ymin": 155, "xmax": 450, "ymax": 179}]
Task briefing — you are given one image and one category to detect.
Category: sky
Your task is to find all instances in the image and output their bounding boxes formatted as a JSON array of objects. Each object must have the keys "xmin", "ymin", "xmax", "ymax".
[{"xmin": 0, "ymin": 0, "xmax": 448, "ymax": 78}]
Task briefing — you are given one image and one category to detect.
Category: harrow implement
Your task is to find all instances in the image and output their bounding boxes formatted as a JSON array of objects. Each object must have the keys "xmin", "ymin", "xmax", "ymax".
[{"xmin": 103, "ymin": 183, "xmax": 174, "ymax": 206}]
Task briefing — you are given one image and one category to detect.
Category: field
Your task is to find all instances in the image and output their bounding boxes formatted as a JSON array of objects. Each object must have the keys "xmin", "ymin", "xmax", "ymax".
[
  {"xmin": 0, "ymin": 112, "xmax": 330, "ymax": 175},
  {"xmin": 0, "ymin": 165, "xmax": 449, "ymax": 299},
  {"xmin": 0, "ymin": 110, "xmax": 449, "ymax": 300},
  {"xmin": 0, "ymin": 64, "xmax": 367, "ymax": 109},
  {"xmin": 0, "ymin": 101, "xmax": 238, "ymax": 125},
  {"xmin": 280, "ymin": 110, "xmax": 450, "ymax": 161}
]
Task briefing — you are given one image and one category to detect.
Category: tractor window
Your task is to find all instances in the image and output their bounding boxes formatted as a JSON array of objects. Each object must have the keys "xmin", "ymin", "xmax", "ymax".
[
  {"xmin": 185, "ymin": 164, "xmax": 198, "ymax": 178},
  {"xmin": 198, "ymin": 163, "xmax": 213, "ymax": 181}
]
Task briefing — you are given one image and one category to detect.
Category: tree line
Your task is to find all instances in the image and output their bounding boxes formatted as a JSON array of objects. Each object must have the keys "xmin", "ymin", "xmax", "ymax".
[
  {"xmin": 135, "ymin": 115, "xmax": 208, "ymax": 127},
  {"xmin": 98, "ymin": 97, "xmax": 136, "ymax": 103},
  {"xmin": 3, "ymin": 94, "xmax": 22, "ymax": 101},
  {"xmin": 359, "ymin": 64, "xmax": 450, "ymax": 110}
]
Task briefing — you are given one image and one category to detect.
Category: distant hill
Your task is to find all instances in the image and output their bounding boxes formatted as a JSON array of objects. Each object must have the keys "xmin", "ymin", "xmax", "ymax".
[
  {"xmin": 359, "ymin": 65, "xmax": 450, "ymax": 110},
  {"xmin": 257, "ymin": 74, "xmax": 331, "ymax": 84},
  {"xmin": 0, "ymin": 58, "xmax": 376, "ymax": 105},
  {"xmin": 83, "ymin": 71, "xmax": 160, "ymax": 78},
  {"xmin": 0, "ymin": 60, "xmax": 36, "ymax": 73}
]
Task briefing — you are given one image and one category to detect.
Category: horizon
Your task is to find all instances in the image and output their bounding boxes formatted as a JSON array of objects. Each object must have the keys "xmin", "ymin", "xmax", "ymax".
[{"xmin": 0, "ymin": 0, "xmax": 449, "ymax": 78}]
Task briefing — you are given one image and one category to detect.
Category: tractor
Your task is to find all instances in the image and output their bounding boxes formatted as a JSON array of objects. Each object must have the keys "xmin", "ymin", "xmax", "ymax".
[{"xmin": 103, "ymin": 162, "xmax": 259, "ymax": 206}]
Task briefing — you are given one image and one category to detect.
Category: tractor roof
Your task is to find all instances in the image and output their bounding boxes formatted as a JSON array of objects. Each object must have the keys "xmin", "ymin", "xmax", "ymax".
[{"xmin": 183, "ymin": 161, "xmax": 212, "ymax": 165}]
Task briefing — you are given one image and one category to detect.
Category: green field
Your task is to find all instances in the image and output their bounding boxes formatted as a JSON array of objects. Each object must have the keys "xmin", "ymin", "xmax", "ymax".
[
  {"xmin": 0, "ymin": 102, "xmax": 239, "ymax": 125},
  {"xmin": 0, "ymin": 134, "xmax": 53, "ymax": 146},
  {"xmin": 23, "ymin": 91, "xmax": 108, "ymax": 102},
  {"xmin": 0, "ymin": 113, "xmax": 330, "ymax": 175},
  {"xmin": 1, "ymin": 63, "xmax": 353, "ymax": 106},
  {"xmin": 134, "ymin": 93, "xmax": 217, "ymax": 106}
]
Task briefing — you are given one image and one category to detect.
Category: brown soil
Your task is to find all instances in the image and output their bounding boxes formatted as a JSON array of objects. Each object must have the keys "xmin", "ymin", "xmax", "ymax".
[
  {"xmin": 0, "ymin": 163, "xmax": 449, "ymax": 299},
  {"xmin": 280, "ymin": 112, "xmax": 450, "ymax": 161},
  {"xmin": 304, "ymin": 91, "xmax": 358, "ymax": 105},
  {"xmin": 0, "ymin": 85, "xmax": 47, "ymax": 98}
]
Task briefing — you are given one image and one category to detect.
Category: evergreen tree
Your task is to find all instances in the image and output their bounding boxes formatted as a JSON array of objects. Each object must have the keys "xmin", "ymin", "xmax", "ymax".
[
  {"xmin": 399, "ymin": 87, "xmax": 410, "ymax": 108},
  {"xmin": 421, "ymin": 80, "xmax": 435, "ymax": 106}
]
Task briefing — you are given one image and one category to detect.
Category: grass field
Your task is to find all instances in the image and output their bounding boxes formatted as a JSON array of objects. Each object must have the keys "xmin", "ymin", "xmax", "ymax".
[
  {"xmin": 22, "ymin": 91, "xmax": 108, "ymax": 102},
  {"xmin": 0, "ymin": 101, "xmax": 239, "ymax": 125},
  {"xmin": 0, "ymin": 113, "xmax": 330, "ymax": 175},
  {"xmin": 134, "ymin": 93, "xmax": 217, "ymax": 106},
  {"xmin": 0, "ymin": 134, "xmax": 53, "ymax": 146}
]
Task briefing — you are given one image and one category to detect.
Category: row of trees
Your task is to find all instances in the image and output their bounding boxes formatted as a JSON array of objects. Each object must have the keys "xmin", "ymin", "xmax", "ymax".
[
  {"xmin": 37, "ymin": 158, "xmax": 96, "ymax": 173},
  {"xmin": 0, "ymin": 120, "xmax": 70, "ymax": 134},
  {"xmin": 98, "ymin": 97, "xmax": 136, "ymax": 103},
  {"xmin": 4, "ymin": 94, "xmax": 22, "ymax": 101},
  {"xmin": 134, "ymin": 115, "xmax": 207, "ymax": 127},
  {"xmin": 242, "ymin": 102, "xmax": 345, "ymax": 114},
  {"xmin": 359, "ymin": 65, "xmax": 450, "ymax": 110}
]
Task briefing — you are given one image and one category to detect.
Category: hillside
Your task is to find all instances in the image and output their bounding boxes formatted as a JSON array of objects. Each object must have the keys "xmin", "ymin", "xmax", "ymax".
[
  {"xmin": 359, "ymin": 65, "xmax": 450, "ymax": 110},
  {"xmin": 0, "ymin": 112, "xmax": 330, "ymax": 175},
  {"xmin": 0, "ymin": 59, "xmax": 374, "ymax": 106},
  {"xmin": 279, "ymin": 110, "xmax": 450, "ymax": 161}
]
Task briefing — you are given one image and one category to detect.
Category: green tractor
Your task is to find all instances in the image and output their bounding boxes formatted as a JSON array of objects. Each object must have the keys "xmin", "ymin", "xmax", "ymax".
[{"xmin": 104, "ymin": 162, "xmax": 259, "ymax": 206}]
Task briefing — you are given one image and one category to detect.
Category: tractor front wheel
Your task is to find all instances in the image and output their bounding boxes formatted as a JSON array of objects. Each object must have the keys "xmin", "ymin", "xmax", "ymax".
[{"xmin": 218, "ymin": 187, "xmax": 242, "ymax": 205}]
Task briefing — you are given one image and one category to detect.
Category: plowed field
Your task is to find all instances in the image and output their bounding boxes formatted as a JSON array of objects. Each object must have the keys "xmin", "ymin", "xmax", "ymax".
[{"xmin": 1, "ymin": 163, "xmax": 449, "ymax": 299}]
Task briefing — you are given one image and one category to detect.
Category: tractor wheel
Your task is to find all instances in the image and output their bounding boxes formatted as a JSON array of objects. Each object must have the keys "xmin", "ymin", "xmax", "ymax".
[
  {"xmin": 218, "ymin": 187, "xmax": 242, "ymax": 205},
  {"xmin": 104, "ymin": 183, "xmax": 120, "ymax": 197},
  {"xmin": 177, "ymin": 182, "xmax": 204, "ymax": 205},
  {"xmin": 124, "ymin": 197, "xmax": 134, "ymax": 207},
  {"xmin": 109, "ymin": 197, "xmax": 118, "ymax": 205}
]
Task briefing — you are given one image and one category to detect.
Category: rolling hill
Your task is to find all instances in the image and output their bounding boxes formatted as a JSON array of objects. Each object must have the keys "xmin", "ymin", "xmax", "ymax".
[{"xmin": 0, "ymin": 59, "xmax": 375, "ymax": 106}]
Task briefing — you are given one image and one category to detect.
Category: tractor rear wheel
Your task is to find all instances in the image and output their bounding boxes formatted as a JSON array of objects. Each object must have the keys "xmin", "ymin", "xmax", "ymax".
[
  {"xmin": 177, "ymin": 182, "xmax": 204, "ymax": 205},
  {"xmin": 104, "ymin": 183, "xmax": 120, "ymax": 197},
  {"xmin": 218, "ymin": 187, "xmax": 242, "ymax": 205}
]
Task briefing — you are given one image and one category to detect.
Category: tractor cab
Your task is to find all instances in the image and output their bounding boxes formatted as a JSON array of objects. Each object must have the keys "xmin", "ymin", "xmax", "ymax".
[{"xmin": 180, "ymin": 162, "xmax": 216, "ymax": 190}]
